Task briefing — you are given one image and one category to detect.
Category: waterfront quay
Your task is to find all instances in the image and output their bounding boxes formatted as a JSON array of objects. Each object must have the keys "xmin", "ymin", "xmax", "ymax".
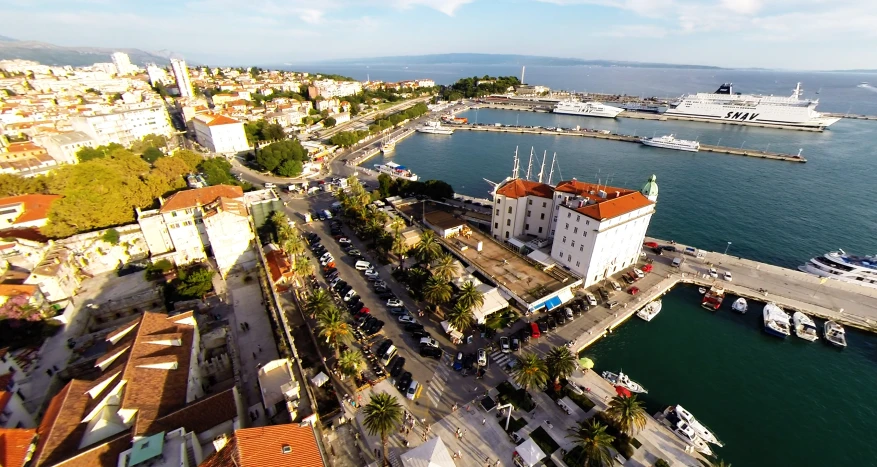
[
  {"xmin": 446, "ymin": 122, "xmax": 808, "ymax": 163},
  {"xmin": 344, "ymin": 126, "xmax": 417, "ymax": 167}
]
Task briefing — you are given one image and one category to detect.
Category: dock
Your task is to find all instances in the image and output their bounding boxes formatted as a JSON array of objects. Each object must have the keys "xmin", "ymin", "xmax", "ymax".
[
  {"xmin": 346, "ymin": 127, "xmax": 416, "ymax": 166},
  {"xmin": 447, "ymin": 123, "xmax": 807, "ymax": 163}
]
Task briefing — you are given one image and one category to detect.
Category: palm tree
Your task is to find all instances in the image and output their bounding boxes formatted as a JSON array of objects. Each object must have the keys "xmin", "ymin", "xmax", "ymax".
[
  {"xmin": 389, "ymin": 216, "xmax": 405, "ymax": 238},
  {"xmin": 432, "ymin": 253, "xmax": 457, "ymax": 281},
  {"xmin": 337, "ymin": 348, "xmax": 364, "ymax": 379},
  {"xmin": 512, "ymin": 352, "xmax": 548, "ymax": 391},
  {"xmin": 305, "ymin": 288, "xmax": 333, "ymax": 318},
  {"xmin": 414, "ymin": 229, "xmax": 442, "ymax": 264},
  {"xmin": 545, "ymin": 346, "xmax": 576, "ymax": 386},
  {"xmin": 606, "ymin": 395, "xmax": 648, "ymax": 436},
  {"xmin": 423, "ymin": 276, "xmax": 452, "ymax": 314},
  {"xmin": 457, "ymin": 281, "xmax": 484, "ymax": 312},
  {"xmin": 294, "ymin": 256, "xmax": 315, "ymax": 282},
  {"xmin": 711, "ymin": 461, "xmax": 731, "ymax": 467},
  {"xmin": 316, "ymin": 306, "xmax": 352, "ymax": 358},
  {"xmin": 391, "ymin": 234, "xmax": 409, "ymax": 268},
  {"xmin": 566, "ymin": 419, "xmax": 615, "ymax": 467},
  {"xmin": 362, "ymin": 392, "xmax": 403, "ymax": 465},
  {"xmin": 447, "ymin": 302, "xmax": 475, "ymax": 333},
  {"xmin": 282, "ymin": 233, "xmax": 306, "ymax": 258}
]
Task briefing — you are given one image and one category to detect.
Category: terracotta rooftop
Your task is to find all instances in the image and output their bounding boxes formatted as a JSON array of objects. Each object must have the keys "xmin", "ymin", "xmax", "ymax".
[
  {"xmin": 0, "ymin": 194, "xmax": 60, "ymax": 225},
  {"xmin": 159, "ymin": 185, "xmax": 243, "ymax": 213},
  {"xmin": 495, "ymin": 179, "xmax": 553, "ymax": 199},
  {"xmin": 555, "ymin": 179, "xmax": 635, "ymax": 197},
  {"xmin": 4, "ymin": 142, "xmax": 45, "ymax": 153},
  {"xmin": 201, "ymin": 424, "xmax": 326, "ymax": 467},
  {"xmin": 204, "ymin": 197, "xmax": 248, "ymax": 218},
  {"xmin": 0, "ymin": 284, "xmax": 37, "ymax": 298},
  {"xmin": 0, "ymin": 428, "xmax": 37, "ymax": 467},
  {"xmin": 569, "ymin": 191, "xmax": 653, "ymax": 221}
]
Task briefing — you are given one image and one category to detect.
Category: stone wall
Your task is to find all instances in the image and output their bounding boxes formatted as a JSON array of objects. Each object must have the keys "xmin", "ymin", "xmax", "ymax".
[{"xmin": 58, "ymin": 224, "xmax": 149, "ymax": 275}]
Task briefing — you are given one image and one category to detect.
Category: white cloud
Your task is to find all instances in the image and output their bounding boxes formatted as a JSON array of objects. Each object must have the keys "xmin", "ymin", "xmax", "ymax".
[
  {"xmin": 598, "ymin": 25, "xmax": 668, "ymax": 38},
  {"xmin": 720, "ymin": 0, "xmax": 762, "ymax": 14},
  {"xmin": 394, "ymin": 0, "xmax": 476, "ymax": 16}
]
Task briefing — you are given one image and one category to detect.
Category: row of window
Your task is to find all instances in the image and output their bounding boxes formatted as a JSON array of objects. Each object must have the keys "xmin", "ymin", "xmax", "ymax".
[{"xmin": 169, "ymin": 220, "xmax": 195, "ymax": 229}]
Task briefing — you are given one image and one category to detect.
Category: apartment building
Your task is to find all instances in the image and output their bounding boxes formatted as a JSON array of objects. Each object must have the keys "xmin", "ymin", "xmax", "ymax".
[
  {"xmin": 191, "ymin": 114, "xmax": 249, "ymax": 155},
  {"xmin": 70, "ymin": 104, "xmax": 173, "ymax": 146}
]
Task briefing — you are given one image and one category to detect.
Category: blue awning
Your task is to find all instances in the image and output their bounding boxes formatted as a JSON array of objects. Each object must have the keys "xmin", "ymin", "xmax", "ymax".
[{"xmin": 543, "ymin": 296, "xmax": 562, "ymax": 311}]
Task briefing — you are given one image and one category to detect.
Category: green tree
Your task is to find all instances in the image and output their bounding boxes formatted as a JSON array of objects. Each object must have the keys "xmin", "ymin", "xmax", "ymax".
[
  {"xmin": 323, "ymin": 117, "xmax": 336, "ymax": 127},
  {"xmin": 457, "ymin": 281, "xmax": 484, "ymax": 312},
  {"xmin": 141, "ymin": 147, "xmax": 164, "ymax": 163},
  {"xmin": 423, "ymin": 276, "xmax": 451, "ymax": 315},
  {"xmin": 413, "ymin": 229, "xmax": 442, "ymax": 264},
  {"xmin": 606, "ymin": 395, "xmax": 648, "ymax": 436},
  {"xmin": 171, "ymin": 264, "xmax": 215, "ymax": 299},
  {"xmin": 545, "ymin": 346, "xmax": 576, "ymax": 386},
  {"xmin": 338, "ymin": 348, "xmax": 364, "ymax": 379},
  {"xmin": 316, "ymin": 306, "xmax": 352, "ymax": 358},
  {"xmin": 432, "ymin": 254, "xmax": 457, "ymax": 282},
  {"xmin": 281, "ymin": 233, "xmax": 306, "ymax": 258},
  {"xmin": 362, "ymin": 392, "xmax": 403, "ymax": 466},
  {"xmin": 101, "ymin": 228, "xmax": 120, "ymax": 245},
  {"xmin": 174, "ymin": 149, "xmax": 204, "ymax": 172},
  {"xmin": 447, "ymin": 302, "xmax": 474, "ymax": 333},
  {"xmin": 255, "ymin": 139, "xmax": 307, "ymax": 176},
  {"xmin": 198, "ymin": 158, "xmax": 236, "ymax": 185},
  {"xmin": 512, "ymin": 352, "xmax": 548, "ymax": 390},
  {"xmin": 294, "ymin": 255, "xmax": 315, "ymax": 281},
  {"xmin": 305, "ymin": 288, "xmax": 333, "ymax": 318},
  {"xmin": 566, "ymin": 419, "xmax": 615, "ymax": 467},
  {"xmin": 377, "ymin": 173, "xmax": 393, "ymax": 198},
  {"xmin": 710, "ymin": 460, "xmax": 731, "ymax": 467},
  {"xmin": 0, "ymin": 173, "xmax": 52, "ymax": 197}
]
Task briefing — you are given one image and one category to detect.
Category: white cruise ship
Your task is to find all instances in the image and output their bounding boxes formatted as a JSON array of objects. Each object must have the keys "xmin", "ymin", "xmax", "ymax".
[
  {"xmin": 799, "ymin": 249, "xmax": 877, "ymax": 289},
  {"xmin": 640, "ymin": 134, "xmax": 700, "ymax": 152},
  {"xmin": 416, "ymin": 121, "xmax": 454, "ymax": 135},
  {"xmin": 665, "ymin": 83, "xmax": 840, "ymax": 129},
  {"xmin": 374, "ymin": 162, "xmax": 418, "ymax": 181},
  {"xmin": 553, "ymin": 100, "xmax": 624, "ymax": 118}
]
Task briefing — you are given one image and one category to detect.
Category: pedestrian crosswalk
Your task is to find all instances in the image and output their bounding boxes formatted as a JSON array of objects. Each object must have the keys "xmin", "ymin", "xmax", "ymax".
[
  {"xmin": 425, "ymin": 357, "xmax": 452, "ymax": 407},
  {"xmin": 490, "ymin": 350, "xmax": 513, "ymax": 370}
]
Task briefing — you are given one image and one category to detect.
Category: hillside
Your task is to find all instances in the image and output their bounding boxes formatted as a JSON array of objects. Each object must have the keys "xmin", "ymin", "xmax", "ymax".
[
  {"xmin": 0, "ymin": 37, "xmax": 176, "ymax": 66},
  {"xmin": 308, "ymin": 53, "xmax": 722, "ymax": 70}
]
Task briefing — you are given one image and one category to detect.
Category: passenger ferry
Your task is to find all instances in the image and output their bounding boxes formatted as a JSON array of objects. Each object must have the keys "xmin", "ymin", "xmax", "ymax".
[
  {"xmin": 640, "ymin": 134, "xmax": 700, "ymax": 152},
  {"xmin": 416, "ymin": 121, "xmax": 454, "ymax": 135},
  {"xmin": 799, "ymin": 250, "xmax": 877, "ymax": 289},
  {"xmin": 374, "ymin": 162, "xmax": 418, "ymax": 181},
  {"xmin": 553, "ymin": 100, "xmax": 624, "ymax": 118}
]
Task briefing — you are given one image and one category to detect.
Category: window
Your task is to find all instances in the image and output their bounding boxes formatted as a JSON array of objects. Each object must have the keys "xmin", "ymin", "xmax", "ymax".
[
  {"xmin": 528, "ymin": 199, "xmax": 532, "ymax": 205},
  {"xmin": 538, "ymin": 227, "xmax": 543, "ymax": 233},
  {"xmin": 567, "ymin": 212, "xmax": 571, "ymax": 218},
  {"xmin": 496, "ymin": 199, "xmax": 501, "ymax": 205},
  {"xmin": 505, "ymin": 231, "xmax": 509, "ymax": 239},
  {"xmin": 540, "ymin": 213, "xmax": 545, "ymax": 220},
  {"xmin": 579, "ymin": 245, "xmax": 584, "ymax": 252},
  {"xmin": 568, "ymin": 254, "xmax": 572, "ymax": 261},
  {"xmin": 577, "ymin": 215, "xmax": 580, "ymax": 221},
  {"xmin": 583, "ymin": 232, "xmax": 587, "ymax": 237},
  {"xmin": 527, "ymin": 210, "xmax": 531, "ymax": 217},
  {"xmin": 576, "ymin": 261, "xmax": 580, "ymax": 267},
  {"xmin": 574, "ymin": 227, "xmax": 578, "ymax": 234},
  {"xmin": 496, "ymin": 209, "xmax": 499, "ymax": 215},
  {"xmin": 508, "ymin": 207, "xmax": 512, "ymax": 214},
  {"xmin": 506, "ymin": 219, "xmax": 511, "ymax": 226},
  {"xmin": 571, "ymin": 241, "xmax": 575, "ymax": 247},
  {"xmin": 563, "ymin": 236, "xmax": 567, "ymax": 243},
  {"xmin": 543, "ymin": 202, "xmax": 547, "ymax": 207},
  {"xmin": 586, "ymin": 220, "xmax": 590, "ymax": 225},
  {"xmin": 494, "ymin": 222, "xmax": 499, "ymax": 229},
  {"xmin": 565, "ymin": 223, "xmax": 569, "ymax": 229},
  {"xmin": 525, "ymin": 224, "xmax": 530, "ymax": 230}
]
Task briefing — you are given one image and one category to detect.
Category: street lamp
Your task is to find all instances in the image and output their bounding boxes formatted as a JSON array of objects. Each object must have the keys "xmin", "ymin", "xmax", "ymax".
[{"xmin": 723, "ymin": 241, "xmax": 732, "ymax": 255}]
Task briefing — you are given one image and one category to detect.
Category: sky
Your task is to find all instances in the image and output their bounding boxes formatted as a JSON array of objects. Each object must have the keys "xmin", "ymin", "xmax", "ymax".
[{"xmin": 1, "ymin": 0, "xmax": 876, "ymax": 70}]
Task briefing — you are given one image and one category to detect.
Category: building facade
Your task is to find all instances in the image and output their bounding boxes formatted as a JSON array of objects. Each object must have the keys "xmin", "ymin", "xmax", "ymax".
[
  {"xmin": 191, "ymin": 114, "xmax": 249, "ymax": 155},
  {"xmin": 307, "ymin": 80, "xmax": 362, "ymax": 99},
  {"xmin": 110, "ymin": 52, "xmax": 135, "ymax": 76},
  {"xmin": 34, "ymin": 131, "xmax": 96, "ymax": 165},
  {"xmin": 170, "ymin": 59, "xmax": 194, "ymax": 99},
  {"xmin": 70, "ymin": 104, "xmax": 173, "ymax": 147}
]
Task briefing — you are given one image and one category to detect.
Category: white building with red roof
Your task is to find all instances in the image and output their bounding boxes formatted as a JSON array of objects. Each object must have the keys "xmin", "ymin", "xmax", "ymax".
[{"xmin": 192, "ymin": 114, "xmax": 249, "ymax": 155}]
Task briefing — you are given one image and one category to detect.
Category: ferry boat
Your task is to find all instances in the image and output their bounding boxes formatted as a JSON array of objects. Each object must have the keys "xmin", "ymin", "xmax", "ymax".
[
  {"xmin": 610, "ymin": 101, "xmax": 668, "ymax": 113},
  {"xmin": 374, "ymin": 162, "xmax": 418, "ymax": 181},
  {"xmin": 636, "ymin": 300, "xmax": 662, "ymax": 322},
  {"xmin": 792, "ymin": 312, "xmax": 819, "ymax": 342},
  {"xmin": 664, "ymin": 82, "xmax": 840, "ymax": 130},
  {"xmin": 640, "ymin": 134, "xmax": 700, "ymax": 152},
  {"xmin": 701, "ymin": 286, "xmax": 725, "ymax": 311},
  {"xmin": 824, "ymin": 320, "xmax": 848, "ymax": 348},
  {"xmin": 762, "ymin": 302, "xmax": 791, "ymax": 338},
  {"xmin": 798, "ymin": 249, "xmax": 877, "ymax": 290},
  {"xmin": 380, "ymin": 139, "xmax": 395, "ymax": 154},
  {"xmin": 553, "ymin": 100, "xmax": 624, "ymax": 118},
  {"xmin": 601, "ymin": 370, "xmax": 648, "ymax": 394},
  {"xmin": 731, "ymin": 297, "xmax": 748, "ymax": 314},
  {"xmin": 673, "ymin": 422, "xmax": 714, "ymax": 456},
  {"xmin": 416, "ymin": 121, "xmax": 454, "ymax": 135},
  {"xmin": 675, "ymin": 405, "xmax": 723, "ymax": 447}
]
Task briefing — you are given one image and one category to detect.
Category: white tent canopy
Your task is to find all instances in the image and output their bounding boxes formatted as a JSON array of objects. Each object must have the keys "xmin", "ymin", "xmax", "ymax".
[
  {"xmin": 515, "ymin": 437, "xmax": 547, "ymax": 467},
  {"xmin": 311, "ymin": 372, "xmax": 329, "ymax": 387},
  {"xmin": 400, "ymin": 436, "xmax": 456, "ymax": 467},
  {"xmin": 471, "ymin": 284, "xmax": 509, "ymax": 324}
]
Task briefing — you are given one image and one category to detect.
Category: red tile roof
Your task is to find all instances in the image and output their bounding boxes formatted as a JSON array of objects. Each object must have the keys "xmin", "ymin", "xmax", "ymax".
[
  {"xmin": 571, "ymin": 191, "xmax": 653, "ymax": 221},
  {"xmin": 206, "ymin": 114, "xmax": 241, "ymax": 126},
  {"xmin": 0, "ymin": 284, "xmax": 37, "ymax": 298},
  {"xmin": 201, "ymin": 424, "xmax": 326, "ymax": 467},
  {"xmin": 0, "ymin": 194, "xmax": 60, "ymax": 225},
  {"xmin": 0, "ymin": 428, "xmax": 37, "ymax": 467},
  {"xmin": 159, "ymin": 185, "xmax": 243, "ymax": 213},
  {"xmin": 495, "ymin": 179, "xmax": 553, "ymax": 199}
]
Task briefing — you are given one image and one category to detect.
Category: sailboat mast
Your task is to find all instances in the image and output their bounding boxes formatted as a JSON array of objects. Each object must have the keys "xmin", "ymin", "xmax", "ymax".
[
  {"xmin": 548, "ymin": 152, "xmax": 557, "ymax": 186},
  {"xmin": 538, "ymin": 150, "xmax": 547, "ymax": 183},
  {"xmin": 512, "ymin": 146, "xmax": 520, "ymax": 179},
  {"xmin": 525, "ymin": 147, "xmax": 534, "ymax": 180}
]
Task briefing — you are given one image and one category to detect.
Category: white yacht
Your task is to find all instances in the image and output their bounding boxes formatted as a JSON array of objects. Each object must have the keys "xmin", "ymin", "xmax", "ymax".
[
  {"xmin": 416, "ymin": 120, "xmax": 454, "ymax": 135},
  {"xmin": 640, "ymin": 134, "xmax": 700, "ymax": 152},
  {"xmin": 374, "ymin": 162, "xmax": 418, "ymax": 181},
  {"xmin": 799, "ymin": 249, "xmax": 877, "ymax": 290},
  {"xmin": 792, "ymin": 312, "xmax": 819, "ymax": 342},
  {"xmin": 601, "ymin": 370, "xmax": 648, "ymax": 394},
  {"xmin": 824, "ymin": 320, "xmax": 848, "ymax": 348},
  {"xmin": 553, "ymin": 100, "xmax": 624, "ymax": 118},
  {"xmin": 665, "ymin": 82, "xmax": 840, "ymax": 130},
  {"xmin": 762, "ymin": 302, "xmax": 791, "ymax": 338},
  {"xmin": 380, "ymin": 138, "xmax": 395, "ymax": 154},
  {"xmin": 636, "ymin": 300, "xmax": 662, "ymax": 322},
  {"xmin": 731, "ymin": 297, "xmax": 748, "ymax": 314},
  {"xmin": 675, "ymin": 405, "xmax": 723, "ymax": 447},
  {"xmin": 673, "ymin": 422, "xmax": 714, "ymax": 456}
]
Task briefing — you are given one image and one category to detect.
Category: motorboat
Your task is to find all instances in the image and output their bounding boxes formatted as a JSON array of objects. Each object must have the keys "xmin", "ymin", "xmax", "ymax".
[
  {"xmin": 792, "ymin": 312, "xmax": 819, "ymax": 342},
  {"xmin": 636, "ymin": 300, "xmax": 662, "ymax": 322},
  {"xmin": 673, "ymin": 421, "xmax": 714, "ymax": 456},
  {"xmin": 601, "ymin": 370, "xmax": 648, "ymax": 394},
  {"xmin": 698, "ymin": 287, "xmax": 707, "ymax": 294},
  {"xmin": 675, "ymin": 405, "xmax": 723, "ymax": 447},
  {"xmin": 731, "ymin": 297, "xmax": 748, "ymax": 314},
  {"xmin": 701, "ymin": 285, "xmax": 725, "ymax": 311},
  {"xmin": 824, "ymin": 320, "xmax": 848, "ymax": 348},
  {"xmin": 799, "ymin": 249, "xmax": 877, "ymax": 290},
  {"xmin": 762, "ymin": 302, "xmax": 791, "ymax": 338}
]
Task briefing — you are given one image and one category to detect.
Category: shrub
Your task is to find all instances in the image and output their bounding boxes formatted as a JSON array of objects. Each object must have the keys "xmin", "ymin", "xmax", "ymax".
[
  {"xmin": 101, "ymin": 228, "xmax": 121, "ymax": 245},
  {"xmin": 655, "ymin": 459, "xmax": 671, "ymax": 467}
]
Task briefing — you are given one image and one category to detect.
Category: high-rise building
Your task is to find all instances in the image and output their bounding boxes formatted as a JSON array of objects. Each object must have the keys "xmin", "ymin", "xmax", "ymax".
[
  {"xmin": 170, "ymin": 58, "xmax": 194, "ymax": 98},
  {"xmin": 111, "ymin": 51, "xmax": 135, "ymax": 75},
  {"xmin": 146, "ymin": 64, "xmax": 170, "ymax": 86}
]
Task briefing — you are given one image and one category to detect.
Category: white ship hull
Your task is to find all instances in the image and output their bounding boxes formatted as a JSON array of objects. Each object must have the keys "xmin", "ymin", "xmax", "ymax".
[
  {"xmin": 799, "ymin": 250, "xmax": 877, "ymax": 290},
  {"xmin": 640, "ymin": 138, "xmax": 700, "ymax": 152},
  {"xmin": 416, "ymin": 127, "xmax": 454, "ymax": 135},
  {"xmin": 375, "ymin": 162, "xmax": 418, "ymax": 182},
  {"xmin": 553, "ymin": 101, "xmax": 624, "ymax": 118}
]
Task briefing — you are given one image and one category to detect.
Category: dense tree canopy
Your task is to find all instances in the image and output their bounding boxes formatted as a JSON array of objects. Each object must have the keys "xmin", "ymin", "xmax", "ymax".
[
  {"xmin": 76, "ymin": 143, "xmax": 125, "ymax": 163},
  {"xmin": 244, "ymin": 119, "xmax": 286, "ymax": 145},
  {"xmin": 376, "ymin": 174, "xmax": 454, "ymax": 200},
  {"xmin": 329, "ymin": 102, "xmax": 429, "ymax": 147},
  {"xmin": 255, "ymin": 139, "xmax": 307, "ymax": 177},
  {"xmin": 439, "ymin": 75, "xmax": 521, "ymax": 100}
]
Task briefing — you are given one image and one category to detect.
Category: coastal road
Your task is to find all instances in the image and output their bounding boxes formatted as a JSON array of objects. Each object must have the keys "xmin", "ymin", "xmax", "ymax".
[{"xmin": 317, "ymin": 96, "xmax": 433, "ymax": 139}]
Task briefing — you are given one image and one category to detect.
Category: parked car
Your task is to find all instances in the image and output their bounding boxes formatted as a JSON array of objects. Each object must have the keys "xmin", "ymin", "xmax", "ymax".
[
  {"xmin": 378, "ymin": 291, "xmax": 397, "ymax": 300},
  {"xmin": 405, "ymin": 323, "xmax": 425, "ymax": 333},
  {"xmin": 406, "ymin": 380, "xmax": 421, "ymax": 400},
  {"xmin": 398, "ymin": 314, "xmax": 416, "ymax": 324},
  {"xmin": 724, "ymin": 271, "xmax": 733, "ymax": 281},
  {"xmin": 598, "ymin": 288, "xmax": 610, "ymax": 301},
  {"xmin": 364, "ymin": 319, "xmax": 384, "ymax": 335},
  {"xmin": 584, "ymin": 293, "xmax": 598, "ymax": 306},
  {"xmin": 348, "ymin": 249, "xmax": 362, "ymax": 257},
  {"xmin": 453, "ymin": 352, "xmax": 464, "ymax": 371},
  {"xmin": 605, "ymin": 300, "xmax": 620, "ymax": 310},
  {"xmin": 355, "ymin": 260, "xmax": 372, "ymax": 271},
  {"xmin": 388, "ymin": 357, "xmax": 406, "ymax": 378},
  {"xmin": 477, "ymin": 348, "xmax": 488, "ymax": 367},
  {"xmin": 633, "ymin": 268, "xmax": 645, "ymax": 279},
  {"xmin": 463, "ymin": 353, "xmax": 477, "ymax": 371},
  {"xmin": 388, "ymin": 306, "xmax": 408, "ymax": 316},
  {"xmin": 387, "ymin": 298, "xmax": 403, "ymax": 307},
  {"xmin": 564, "ymin": 307, "xmax": 574, "ymax": 321},
  {"xmin": 609, "ymin": 280, "xmax": 622, "ymax": 291},
  {"xmin": 500, "ymin": 337, "xmax": 510, "ymax": 354},
  {"xmin": 709, "ymin": 267, "xmax": 718, "ymax": 278},
  {"xmin": 364, "ymin": 269, "xmax": 380, "ymax": 280},
  {"xmin": 343, "ymin": 289, "xmax": 357, "ymax": 302},
  {"xmin": 411, "ymin": 330, "xmax": 430, "ymax": 340},
  {"xmin": 373, "ymin": 280, "xmax": 387, "ymax": 289},
  {"xmin": 332, "ymin": 280, "xmax": 347, "ymax": 291},
  {"xmin": 628, "ymin": 287, "xmax": 639, "ymax": 295},
  {"xmin": 420, "ymin": 345, "xmax": 442, "ymax": 360},
  {"xmin": 395, "ymin": 372, "xmax": 412, "ymax": 392},
  {"xmin": 661, "ymin": 245, "xmax": 677, "ymax": 252},
  {"xmin": 510, "ymin": 337, "xmax": 520, "ymax": 351},
  {"xmin": 338, "ymin": 237, "xmax": 351, "ymax": 245},
  {"xmin": 420, "ymin": 337, "xmax": 439, "ymax": 348},
  {"xmin": 567, "ymin": 382, "xmax": 586, "ymax": 395}
]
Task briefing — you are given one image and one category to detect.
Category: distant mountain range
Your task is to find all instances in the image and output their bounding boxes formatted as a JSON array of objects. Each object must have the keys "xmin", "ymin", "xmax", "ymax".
[
  {"xmin": 305, "ymin": 53, "xmax": 723, "ymax": 70},
  {"xmin": 0, "ymin": 35, "xmax": 177, "ymax": 67}
]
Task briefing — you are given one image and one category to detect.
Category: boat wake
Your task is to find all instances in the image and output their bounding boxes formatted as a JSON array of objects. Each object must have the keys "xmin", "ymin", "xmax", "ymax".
[{"xmin": 858, "ymin": 84, "xmax": 877, "ymax": 93}]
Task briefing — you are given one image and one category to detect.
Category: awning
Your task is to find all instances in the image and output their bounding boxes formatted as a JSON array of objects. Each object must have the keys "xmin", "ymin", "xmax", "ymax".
[
  {"xmin": 441, "ymin": 320, "xmax": 456, "ymax": 333},
  {"xmin": 311, "ymin": 372, "xmax": 329, "ymax": 387},
  {"xmin": 543, "ymin": 296, "xmax": 562, "ymax": 311},
  {"xmin": 401, "ymin": 436, "xmax": 456, "ymax": 467},
  {"xmin": 514, "ymin": 438, "xmax": 547, "ymax": 466},
  {"xmin": 449, "ymin": 330, "xmax": 464, "ymax": 341}
]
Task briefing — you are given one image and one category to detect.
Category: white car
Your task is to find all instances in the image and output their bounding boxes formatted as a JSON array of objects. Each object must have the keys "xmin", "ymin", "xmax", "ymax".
[
  {"xmin": 500, "ymin": 337, "xmax": 510, "ymax": 354},
  {"xmin": 355, "ymin": 260, "xmax": 372, "ymax": 271},
  {"xmin": 320, "ymin": 252, "xmax": 333, "ymax": 262},
  {"xmin": 584, "ymin": 293, "xmax": 598, "ymax": 306},
  {"xmin": 264, "ymin": 182, "xmax": 276, "ymax": 189},
  {"xmin": 320, "ymin": 256, "xmax": 334, "ymax": 266},
  {"xmin": 724, "ymin": 271, "xmax": 733, "ymax": 281},
  {"xmin": 338, "ymin": 237, "xmax": 351, "ymax": 245},
  {"xmin": 420, "ymin": 337, "xmax": 439, "ymax": 348},
  {"xmin": 386, "ymin": 298, "xmax": 403, "ymax": 307},
  {"xmin": 633, "ymin": 268, "xmax": 645, "ymax": 279},
  {"xmin": 709, "ymin": 267, "xmax": 718, "ymax": 278},
  {"xmin": 567, "ymin": 382, "xmax": 585, "ymax": 395},
  {"xmin": 364, "ymin": 269, "xmax": 379, "ymax": 279},
  {"xmin": 342, "ymin": 289, "xmax": 357, "ymax": 302},
  {"xmin": 398, "ymin": 314, "xmax": 416, "ymax": 324},
  {"xmin": 477, "ymin": 348, "xmax": 487, "ymax": 367},
  {"xmin": 609, "ymin": 280, "xmax": 621, "ymax": 291}
]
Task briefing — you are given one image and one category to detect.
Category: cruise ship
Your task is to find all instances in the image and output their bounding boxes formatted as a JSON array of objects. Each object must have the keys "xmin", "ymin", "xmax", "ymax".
[
  {"xmin": 416, "ymin": 121, "xmax": 454, "ymax": 135},
  {"xmin": 799, "ymin": 250, "xmax": 877, "ymax": 289},
  {"xmin": 665, "ymin": 83, "xmax": 841, "ymax": 129},
  {"xmin": 640, "ymin": 134, "xmax": 700, "ymax": 152},
  {"xmin": 553, "ymin": 100, "xmax": 624, "ymax": 118},
  {"xmin": 374, "ymin": 162, "xmax": 418, "ymax": 181}
]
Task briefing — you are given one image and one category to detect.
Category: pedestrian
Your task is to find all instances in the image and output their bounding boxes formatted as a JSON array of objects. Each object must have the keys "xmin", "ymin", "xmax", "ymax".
[
  {"xmin": 252, "ymin": 352, "xmax": 257, "ymax": 359},
  {"xmin": 482, "ymin": 418, "xmax": 486, "ymax": 425},
  {"xmin": 258, "ymin": 345, "xmax": 263, "ymax": 353},
  {"xmin": 457, "ymin": 450, "xmax": 463, "ymax": 460},
  {"xmin": 495, "ymin": 460, "xmax": 501, "ymax": 466},
  {"xmin": 405, "ymin": 440, "xmax": 410, "ymax": 447},
  {"xmin": 452, "ymin": 403, "xmax": 458, "ymax": 412}
]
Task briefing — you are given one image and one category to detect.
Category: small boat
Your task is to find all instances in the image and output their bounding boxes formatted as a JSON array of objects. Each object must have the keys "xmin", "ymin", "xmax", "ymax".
[
  {"xmin": 673, "ymin": 421, "xmax": 714, "ymax": 456},
  {"xmin": 762, "ymin": 302, "xmax": 791, "ymax": 338},
  {"xmin": 698, "ymin": 287, "xmax": 707, "ymax": 294},
  {"xmin": 380, "ymin": 138, "xmax": 395, "ymax": 154},
  {"xmin": 824, "ymin": 320, "xmax": 848, "ymax": 348},
  {"xmin": 701, "ymin": 285, "xmax": 725, "ymax": 311},
  {"xmin": 731, "ymin": 297, "xmax": 748, "ymax": 314},
  {"xmin": 792, "ymin": 312, "xmax": 819, "ymax": 342},
  {"xmin": 636, "ymin": 300, "xmax": 662, "ymax": 322},
  {"xmin": 601, "ymin": 370, "xmax": 648, "ymax": 394},
  {"xmin": 675, "ymin": 405, "xmax": 723, "ymax": 447}
]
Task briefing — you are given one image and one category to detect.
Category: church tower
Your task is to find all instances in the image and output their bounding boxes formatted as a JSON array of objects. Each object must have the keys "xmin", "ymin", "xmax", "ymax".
[{"xmin": 641, "ymin": 174, "xmax": 658, "ymax": 202}]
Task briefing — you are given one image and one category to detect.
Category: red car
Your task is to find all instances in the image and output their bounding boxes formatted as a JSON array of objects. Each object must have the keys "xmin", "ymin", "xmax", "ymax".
[
  {"xmin": 643, "ymin": 241, "xmax": 659, "ymax": 249},
  {"xmin": 642, "ymin": 264, "xmax": 653, "ymax": 273},
  {"xmin": 628, "ymin": 287, "xmax": 639, "ymax": 295}
]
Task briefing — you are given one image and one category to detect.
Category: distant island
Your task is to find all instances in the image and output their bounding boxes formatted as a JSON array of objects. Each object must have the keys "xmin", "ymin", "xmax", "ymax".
[
  {"xmin": 299, "ymin": 53, "xmax": 723, "ymax": 70},
  {"xmin": 0, "ymin": 35, "xmax": 176, "ymax": 67}
]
